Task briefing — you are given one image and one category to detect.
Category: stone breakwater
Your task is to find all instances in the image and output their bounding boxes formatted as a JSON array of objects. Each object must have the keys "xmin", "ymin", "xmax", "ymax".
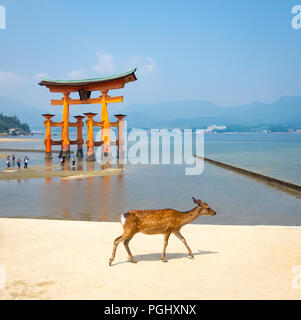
[{"xmin": 195, "ymin": 155, "xmax": 301, "ymax": 193}]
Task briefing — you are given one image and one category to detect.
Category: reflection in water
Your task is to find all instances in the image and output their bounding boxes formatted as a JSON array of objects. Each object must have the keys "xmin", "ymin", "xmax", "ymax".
[
  {"xmin": 45, "ymin": 159, "xmax": 52, "ymax": 170},
  {"xmin": 32, "ymin": 161, "xmax": 301, "ymax": 226},
  {"xmin": 1, "ymin": 152, "xmax": 301, "ymax": 225},
  {"xmin": 77, "ymin": 160, "xmax": 83, "ymax": 171},
  {"xmin": 38, "ymin": 159, "xmax": 126, "ymax": 222},
  {"xmin": 101, "ymin": 162, "xmax": 111, "ymax": 170},
  {"xmin": 98, "ymin": 175, "xmax": 111, "ymax": 221},
  {"xmin": 45, "ymin": 159, "xmax": 53, "ymax": 184},
  {"xmin": 62, "ymin": 209, "xmax": 69, "ymax": 219},
  {"xmin": 62, "ymin": 160, "xmax": 70, "ymax": 171},
  {"xmin": 99, "ymin": 212, "xmax": 109, "ymax": 222},
  {"xmin": 87, "ymin": 161, "xmax": 95, "ymax": 171}
]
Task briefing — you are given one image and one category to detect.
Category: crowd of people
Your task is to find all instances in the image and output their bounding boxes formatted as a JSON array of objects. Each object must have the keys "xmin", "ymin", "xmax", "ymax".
[
  {"xmin": 5, "ymin": 153, "xmax": 77, "ymax": 171},
  {"xmin": 6, "ymin": 154, "xmax": 29, "ymax": 170}
]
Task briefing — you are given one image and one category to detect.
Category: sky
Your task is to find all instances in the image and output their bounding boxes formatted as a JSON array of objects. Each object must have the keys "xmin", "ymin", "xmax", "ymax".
[{"xmin": 0, "ymin": 0, "xmax": 301, "ymax": 110}]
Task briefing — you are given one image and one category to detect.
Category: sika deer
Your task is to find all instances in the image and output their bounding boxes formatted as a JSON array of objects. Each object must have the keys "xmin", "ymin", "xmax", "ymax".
[{"xmin": 109, "ymin": 197, "xmax": 216, "ymax": 265}]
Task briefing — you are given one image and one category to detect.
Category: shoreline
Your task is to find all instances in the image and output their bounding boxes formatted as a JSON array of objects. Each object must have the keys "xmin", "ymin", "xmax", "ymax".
[
  {"xmin": 0, "ymin": 166, "xmax": 122, "ymax": 181},
  {"xmin": 0, "ymin": 218, "xmax": 301, "ymax": 300},
  {"xmin": 0, "ymin": 138, "xmax": 42, "ymax": 142}
]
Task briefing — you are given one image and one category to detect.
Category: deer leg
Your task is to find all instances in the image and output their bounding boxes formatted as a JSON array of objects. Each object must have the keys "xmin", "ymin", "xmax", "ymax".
[
  {"xmin": 173, "ymin": 230, "xmax": 194, "ymax": 258},
  {"xmin": 123, "ymin": 236, "xmax": 137, "ymax": 264},
  {"xmin": 161, "ymin": 232, "xmax": 171, "ymax": 262},
  {"xmin": 109, "ymin": 234, "xmax": 129, "ymax": 266}
]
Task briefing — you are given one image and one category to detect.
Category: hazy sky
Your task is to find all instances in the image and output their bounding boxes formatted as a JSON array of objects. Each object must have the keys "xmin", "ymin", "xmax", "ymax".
[{"xmin": 0, "ymin": 0, "xmax": 301, "ymax": 109}]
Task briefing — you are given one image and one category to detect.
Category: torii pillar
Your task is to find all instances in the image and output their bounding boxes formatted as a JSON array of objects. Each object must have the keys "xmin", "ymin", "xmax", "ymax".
[
  {"xmin": 73, "ymin": 115, "xmax": 85, "ymax": 158},
  {"xmin": 100, "ymin": 90, "xmax": 110, "ymax": 156},
  {"xmin": 61, "ymin": 92, "xmax": 70, "ymax": 158},
  {"xmin": 42, "ymin": 114, "xmax": 55, "ymax": 159},
  {"xmin": 85, "ymin": 112, "xmax": 97, "ymax": 161},
  {"xmin": 114, "ymin": 114, "xmax": 126, "ymax": 158}
]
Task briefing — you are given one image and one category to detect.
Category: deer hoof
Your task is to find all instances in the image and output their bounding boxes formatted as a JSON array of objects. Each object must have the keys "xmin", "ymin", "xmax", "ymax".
[
  {"xmin": 189, "ymin": 254, "xmax": 194, "ymax": 259},
  {"xmin": 109, "ymin": 259, "xmax": 113, "ymax": 266},
  {"xmin": 162, "ymin": 259, "xmax": 168, "ymax": 263},
  {"xmin": 131, "ymin": 260, "xmax": 137, "ymax": 264}
]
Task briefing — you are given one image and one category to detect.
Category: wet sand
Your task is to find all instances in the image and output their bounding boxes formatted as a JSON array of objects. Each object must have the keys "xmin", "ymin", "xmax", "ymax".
[
  {"xmin": 0, "ymin": 218, "xmax": 300, "ymax": 300},
  {"xmin": 0, "ymin": 138, "xmax": 42, "ymax": 142},
  {"xmin": 0, "ymin": 166, "xmax": 122, "ymax": 180}
]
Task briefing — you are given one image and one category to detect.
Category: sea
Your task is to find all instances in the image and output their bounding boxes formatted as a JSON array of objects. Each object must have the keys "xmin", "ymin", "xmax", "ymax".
[{"xmin": 0, "ymin": 132, "xmax": 300, "ymax": 226}]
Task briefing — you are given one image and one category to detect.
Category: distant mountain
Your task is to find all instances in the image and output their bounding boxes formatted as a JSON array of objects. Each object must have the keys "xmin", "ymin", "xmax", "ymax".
[
  {"xmin": 121, "ymin": 96, "xmax": 301, "ymax": 128},
  {"xmin": 1, "ymin": 95, "xmax": 301, "ymax": 130},
  {"xmin": 225, "ymin": 96, "xmax": 301, "ymax": 126},
  {"xmin": 0, "ymin": 96, "xmax": 46, "ymax": 127},
  {"xmin": 122, "ymin": 100, "xmax": 223, "ymax": 120}
]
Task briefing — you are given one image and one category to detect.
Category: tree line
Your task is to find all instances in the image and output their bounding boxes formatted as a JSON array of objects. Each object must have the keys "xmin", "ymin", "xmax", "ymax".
[{"xmin": 0, "ymin": 113, "xmax": 30, "ymax": 134}]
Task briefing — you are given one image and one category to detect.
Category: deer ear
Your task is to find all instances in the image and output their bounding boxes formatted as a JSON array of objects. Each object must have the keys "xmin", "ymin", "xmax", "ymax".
[{"xmin": 192, "ymin": 197, "xmax": 198, "ymax": 204}]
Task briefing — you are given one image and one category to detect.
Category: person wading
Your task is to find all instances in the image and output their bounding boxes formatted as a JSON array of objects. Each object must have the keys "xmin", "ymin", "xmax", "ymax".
[
  {"xmin": 24, "ymin": 156, "xmax": 29, "ymax": 169},
  {"xmin": 60, "ymin": 156, "xmax": 65, "ymax": 169},
  {"xmin": 17, "ymin": 158, "xmax": 21, "ymax": 170},
  {"xmin": 6, "ymin": 155, "xmax": 10, "ymax": 169},
  {"xmin": 72, "ymin": 157, "xmax": 76, "ymax": 170}
]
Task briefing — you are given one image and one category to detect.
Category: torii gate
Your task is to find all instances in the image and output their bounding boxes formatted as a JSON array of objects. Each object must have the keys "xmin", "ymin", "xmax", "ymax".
[{"xmin": 39, "ymin": 69, "xmax": 137, "ymax": 160}]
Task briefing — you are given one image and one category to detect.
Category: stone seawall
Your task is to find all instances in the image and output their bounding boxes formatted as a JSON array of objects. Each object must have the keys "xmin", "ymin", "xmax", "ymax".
[{"xmin": 195, "ymin": 155, "xmax": 301, "ymax": 193}]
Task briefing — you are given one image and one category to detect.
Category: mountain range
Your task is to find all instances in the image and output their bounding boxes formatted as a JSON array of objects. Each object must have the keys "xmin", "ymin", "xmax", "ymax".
[
  {"xmin": 0, "ymin": 95, "xmax": 301, "ymax": 129},
  {"xmin": 122, "ymin": 96, "xmax": 301, "ymax": 128}
]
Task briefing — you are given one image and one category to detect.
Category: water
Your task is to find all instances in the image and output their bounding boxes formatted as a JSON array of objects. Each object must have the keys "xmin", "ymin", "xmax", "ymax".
[
  {"xmin": 204, "ymin": 133, "xmax": 301, "ymax": 185},
  {"xmin": 0, "ymin": 133, "xmax": 300, "ymax": 225}
]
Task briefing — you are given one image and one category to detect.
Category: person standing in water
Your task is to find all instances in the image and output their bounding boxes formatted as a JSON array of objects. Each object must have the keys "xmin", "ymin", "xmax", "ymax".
[
  {"xmin": 17, "ymin": 158, "xmax": 21, "ymax": 170},
  {"xmin": 72, "ymin": 156, "xmax": 76, "ymax": 170},
  {"xmin": 60, "ymin": 156, "xmax": 65, "ymax": 169},
  {"xmin": 6, "ymin": 155, "xmax": 10, "ymax": 169},
  {"xmin": 24, "ymin": 156, "xmax": 28, "ymax": 169},
  {"xmin": 12, "ymin": 154, "xmax": 15, "ymax": 167}
]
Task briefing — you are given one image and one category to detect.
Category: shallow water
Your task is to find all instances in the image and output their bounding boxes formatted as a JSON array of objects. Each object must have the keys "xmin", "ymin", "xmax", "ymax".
[
  {"xmin": 0, "ymin": 160, "xmax": 300, "ymax": 225},
  {"xmin": 0, "ymin": 133, "xmax": 300, "ymax": 225},
  {"xmin": 204, "ymin": 133, "xmax": 301, "ymax": 185}
]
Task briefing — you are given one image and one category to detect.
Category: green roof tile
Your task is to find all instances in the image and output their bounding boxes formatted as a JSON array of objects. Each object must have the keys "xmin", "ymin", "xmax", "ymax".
[{"xmin": 39, "ymin": 68, "xmax": 137, "ymax": 86}]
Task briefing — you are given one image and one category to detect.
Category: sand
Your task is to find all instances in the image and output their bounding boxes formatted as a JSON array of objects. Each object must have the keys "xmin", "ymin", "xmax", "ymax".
[
  {"xmin": 0, "ymin": 138, "xmax": 42, "ymax": 142},
  {"xmin": 0, "ymin": 153, "xmax": 9, "ymax": 159},
  {"xmin": 0, "ymin": 166, "xmax": 122, "ymax": 180},
  {"xmin": 0, "ymin": 218, "xmax": 301, "ymax": 300}
]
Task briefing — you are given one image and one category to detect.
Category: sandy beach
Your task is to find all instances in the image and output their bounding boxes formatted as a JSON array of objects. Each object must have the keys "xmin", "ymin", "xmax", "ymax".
[{"xmin": 0, "ymin": 218, "xmax": 300, "ymax": 300}]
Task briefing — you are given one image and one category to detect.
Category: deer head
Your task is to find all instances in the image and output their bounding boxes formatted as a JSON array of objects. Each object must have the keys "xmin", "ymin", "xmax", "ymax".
[{"xmin": 192, "ymin": 197, "xmax": 216, "ymax": 216}]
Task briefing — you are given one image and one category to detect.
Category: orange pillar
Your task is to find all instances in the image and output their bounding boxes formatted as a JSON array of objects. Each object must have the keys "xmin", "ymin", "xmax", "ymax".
[
  {"xmin": 61, "ymin": 92, "xmax": 70, "ymax": 158},
  {"xmin": 114, "ymin": 114, "xmax": 126, "ymax": 158},
  {"xmin": 84, "ymin": 112, "xmax": 97, "ymax": 161},
  {"xmin": 42, "ymin": 114, "xmax": 54, "ymax": 159},
  {"xmin": 74, "ymin": 115, "xmax": 84, "ymax": 159},
  {"xmin": 100, "ymin": 90, "xmax": 110, "ymax": 157}
]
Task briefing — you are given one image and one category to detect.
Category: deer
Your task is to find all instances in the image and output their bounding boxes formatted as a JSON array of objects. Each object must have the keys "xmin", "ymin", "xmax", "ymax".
[{"xmin": 109, "ymin": 197, "xmax": 216, "ymax": 265}]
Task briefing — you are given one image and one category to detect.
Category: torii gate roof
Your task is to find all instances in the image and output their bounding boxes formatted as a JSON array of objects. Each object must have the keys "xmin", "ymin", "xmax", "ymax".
[{"xmin": 38, "ymin": 68, "xmax": 137, "ymax": 93}]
